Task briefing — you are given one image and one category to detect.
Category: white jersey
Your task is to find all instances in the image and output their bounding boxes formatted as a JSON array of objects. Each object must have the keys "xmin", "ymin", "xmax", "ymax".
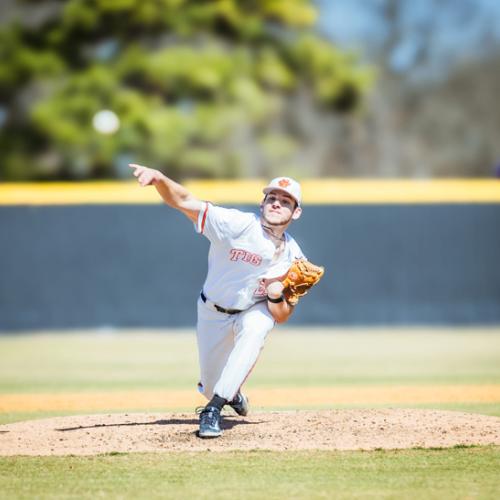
[{"xmin": 195, "ymin": 202, "xmax": 306, "ymax": 310}]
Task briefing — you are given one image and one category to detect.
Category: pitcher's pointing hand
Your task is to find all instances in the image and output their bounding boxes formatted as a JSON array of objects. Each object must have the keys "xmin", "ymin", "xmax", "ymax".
[{"xmin": 129, "ymin": 163, "xmax": 163, "ymax": 187}]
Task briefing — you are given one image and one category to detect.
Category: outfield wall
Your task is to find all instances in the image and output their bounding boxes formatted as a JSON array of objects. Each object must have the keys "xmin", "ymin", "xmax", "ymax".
[{"xmin": 1, "ymin": 181, "xmax": 500, "ymax": 330}]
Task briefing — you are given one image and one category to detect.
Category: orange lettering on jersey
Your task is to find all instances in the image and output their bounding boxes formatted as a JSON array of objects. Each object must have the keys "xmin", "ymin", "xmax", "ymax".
[
  {"xmin": 229, "ymin": 249, "xmax": 246, "ymax": 261},
  {"xmin": 229, "ymin": 248, "xmax": 262, "ymax": 266}
]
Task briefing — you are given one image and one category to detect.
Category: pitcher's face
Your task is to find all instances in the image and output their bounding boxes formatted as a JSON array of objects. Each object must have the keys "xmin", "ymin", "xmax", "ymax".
[{"xmin": 261, "ymin": 190, "xmax": 301, "ymax": 226}]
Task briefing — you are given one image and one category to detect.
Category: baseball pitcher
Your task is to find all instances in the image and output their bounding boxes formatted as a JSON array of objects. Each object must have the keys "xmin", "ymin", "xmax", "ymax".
[{"xmin": 129, "ymin": 164, "xmax": 324, "ymax": 438}]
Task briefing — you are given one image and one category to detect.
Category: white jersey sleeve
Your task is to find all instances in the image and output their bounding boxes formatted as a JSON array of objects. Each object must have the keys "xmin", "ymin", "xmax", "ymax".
[{"xmin": 194, "ymin": 202, "xmax": 254, "ymax": 243}]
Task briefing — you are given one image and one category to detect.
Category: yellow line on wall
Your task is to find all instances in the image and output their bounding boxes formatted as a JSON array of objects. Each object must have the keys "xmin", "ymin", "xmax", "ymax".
[{"xmin": 1, "ymin": 179, "xmax": 500, "ymax": 205}]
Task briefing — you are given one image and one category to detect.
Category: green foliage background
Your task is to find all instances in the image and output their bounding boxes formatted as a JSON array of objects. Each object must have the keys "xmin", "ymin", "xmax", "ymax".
[{"xmin": 0, "ymin": 0, "xmax": 371, "ymax": 180}]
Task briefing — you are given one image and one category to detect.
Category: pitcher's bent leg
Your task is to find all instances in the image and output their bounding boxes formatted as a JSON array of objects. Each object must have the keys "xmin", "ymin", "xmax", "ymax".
[{"xmin": 213, "ymin": 302, "xmax": 275, "ymax": 401}]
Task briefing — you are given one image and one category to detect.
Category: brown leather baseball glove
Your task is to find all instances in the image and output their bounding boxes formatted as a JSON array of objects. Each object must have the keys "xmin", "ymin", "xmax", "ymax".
[{"xmin": 282, "ymin": 259, "xmax": 325, "ymax": 306}]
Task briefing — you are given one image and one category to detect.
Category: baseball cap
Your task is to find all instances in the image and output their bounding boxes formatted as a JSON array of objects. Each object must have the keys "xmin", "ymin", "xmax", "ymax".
[{"xmin": 262, "ymin": 177, "xmax": 302, "ymax": 206}]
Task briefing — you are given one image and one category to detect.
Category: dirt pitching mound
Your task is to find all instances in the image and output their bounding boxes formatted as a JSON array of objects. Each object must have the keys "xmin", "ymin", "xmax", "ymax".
[{"xmin": 1, "ymin": 409, "xmax": 499, "ymax": 456}]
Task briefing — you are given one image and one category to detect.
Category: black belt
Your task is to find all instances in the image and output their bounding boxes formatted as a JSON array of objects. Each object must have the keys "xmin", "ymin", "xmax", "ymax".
[{"xmin": 200, "ymin": 292, "xmax": 243, "ymax": 315}]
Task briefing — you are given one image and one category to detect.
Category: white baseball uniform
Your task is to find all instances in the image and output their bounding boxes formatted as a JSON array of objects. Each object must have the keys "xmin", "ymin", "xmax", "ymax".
[{"xmin": 194, "ymin": 202, "xmax": 305, "ymax": 401}]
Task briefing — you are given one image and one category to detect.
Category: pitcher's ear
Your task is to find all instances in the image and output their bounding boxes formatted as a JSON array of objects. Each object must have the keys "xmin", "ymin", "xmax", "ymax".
[{"xmin": 292, "ymin": 206, "xmax": 302, "ymax": 220}]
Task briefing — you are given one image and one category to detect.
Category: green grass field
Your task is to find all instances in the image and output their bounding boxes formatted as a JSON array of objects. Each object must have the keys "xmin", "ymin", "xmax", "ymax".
[
  {"xmin": 1, "ymin": 328, "xmax": 499, "ymax": 499},
  {"xmin": 2, "ymin": 448, "xmax": 499, "ymax": 499}
]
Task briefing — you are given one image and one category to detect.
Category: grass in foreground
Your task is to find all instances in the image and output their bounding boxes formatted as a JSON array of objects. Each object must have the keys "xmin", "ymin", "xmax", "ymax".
[{"xmin": 1, "ymin": 448, "xmax": 499, "ymax": 500}]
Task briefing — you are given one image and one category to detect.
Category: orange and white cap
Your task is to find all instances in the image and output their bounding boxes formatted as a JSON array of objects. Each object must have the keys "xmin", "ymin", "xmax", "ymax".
[{"xmin": 262, "ymin": 177, "xmax": 302, "ymax": 206}]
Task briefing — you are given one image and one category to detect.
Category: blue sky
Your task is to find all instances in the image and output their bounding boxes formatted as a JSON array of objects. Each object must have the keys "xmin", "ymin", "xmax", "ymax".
[{"xmin": 316, "ymin": 0, "xmax": 500, "ymax": 75}]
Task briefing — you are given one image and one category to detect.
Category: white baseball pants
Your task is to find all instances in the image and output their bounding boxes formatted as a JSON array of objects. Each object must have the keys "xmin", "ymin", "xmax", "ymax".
[{"xmin": 196, "ymin": 297, "xmax": 275, "ymax": 402}]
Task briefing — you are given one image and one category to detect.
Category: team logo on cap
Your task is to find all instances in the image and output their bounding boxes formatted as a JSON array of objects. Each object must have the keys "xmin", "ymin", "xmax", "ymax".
[{"xmin": 278, "ymin": 178, "xmax": 291, "ymax": 187}]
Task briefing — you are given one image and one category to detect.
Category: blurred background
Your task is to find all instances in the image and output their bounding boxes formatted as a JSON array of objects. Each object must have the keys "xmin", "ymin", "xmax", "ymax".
[
  {"xmin": 1, "ymin": 0, "xmax": 500, "ymax": 331},
  {"xmin": 1, "ymin": 0, "xmax": 500, "ymax": 181},
  {"xmin": 1, "ymin": 0, "xmax": 500, "ymax": 434}
]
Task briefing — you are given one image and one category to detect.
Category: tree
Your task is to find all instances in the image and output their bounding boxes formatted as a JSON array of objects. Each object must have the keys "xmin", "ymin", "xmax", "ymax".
[{"xmin": 0, "ymin": 0, "xmax": 371, "ymax": 181}]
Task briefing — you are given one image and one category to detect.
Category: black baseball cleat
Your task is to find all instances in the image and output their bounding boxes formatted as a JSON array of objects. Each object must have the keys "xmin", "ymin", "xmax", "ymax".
[
  {"xmin": 198, "ymin": 406, "xmax": 222, "ymax": 438},
  {"xmin": 228, "ymin": 392, "xmax": 249, "ymax": 416}
]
